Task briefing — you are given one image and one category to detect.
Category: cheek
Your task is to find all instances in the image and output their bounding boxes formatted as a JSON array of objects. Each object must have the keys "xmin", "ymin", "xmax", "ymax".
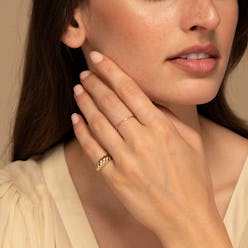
[
  {"xmin": 83, "ymin": 1, "xmax": 238, "ymax": 106},
  {"xmin": 218, "ymin": 3, "xmax": 238, "ymax": 51},
  {"xmin": 84, "ymin": 3, "xmax": 174, "ymax": 79}
]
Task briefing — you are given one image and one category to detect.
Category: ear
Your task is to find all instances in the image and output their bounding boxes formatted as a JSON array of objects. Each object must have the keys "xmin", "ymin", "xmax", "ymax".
[{"xmin": 61, "ymin": 8, "xmax": 86, "ymax": 48}]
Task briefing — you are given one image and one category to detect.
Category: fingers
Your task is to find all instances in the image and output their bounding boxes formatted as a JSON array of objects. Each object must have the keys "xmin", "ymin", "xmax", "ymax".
[
  {"xmin": 73, "ymin": 85, "xmax": 126, "ymax": 156},
  {"xmin": 71, "ymin": 113, "xmax": 115, "ymax": 176},
  {"xmin": 156, "ymin": 105, "xmax": 204, "ymax": 150},
  {"xmin": 82, "ymin": 51, "xmax": 161, "ymax": 126},
  {"xmin": 78, "ymin": 70, "xmax": 142, "ymax": 140},
  {"xmin": 75, "ymin": 50, "xmax": 177, "ymax": 144}
]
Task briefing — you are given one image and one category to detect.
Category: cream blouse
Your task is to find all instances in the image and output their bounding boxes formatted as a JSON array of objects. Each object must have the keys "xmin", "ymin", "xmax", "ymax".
[{"xmin": 0, "ymin": 144, "xmax": 248, "ymax": 248}]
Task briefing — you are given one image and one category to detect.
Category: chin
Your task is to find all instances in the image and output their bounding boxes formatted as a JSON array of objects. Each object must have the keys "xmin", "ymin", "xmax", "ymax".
[
  {"xmin": 147, "ymin": 83, "xmax": 221, "ymax": 106},
  {"xmin": 184, "ymin": 92, "xmax": 219, "ymax": 105},
  {"xmin": 183, "ymin": 80, "xmax": 222, "ymax": 105}
]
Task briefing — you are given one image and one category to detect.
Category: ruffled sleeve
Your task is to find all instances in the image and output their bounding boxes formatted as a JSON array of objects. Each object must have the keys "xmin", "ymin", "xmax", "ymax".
[{"xmin": 0, "ymin": 160, "xmax": 58, "ymax": 248}]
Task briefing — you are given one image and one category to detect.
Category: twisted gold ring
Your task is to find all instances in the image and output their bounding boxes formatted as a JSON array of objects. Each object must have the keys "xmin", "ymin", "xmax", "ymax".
[
  {"xmin": 115, "ymin": 115, "xmax": 135, "ymax": 132},
  {"xmin": 96, "ymin": 155, "xmax": 112, "ymax": 172}
]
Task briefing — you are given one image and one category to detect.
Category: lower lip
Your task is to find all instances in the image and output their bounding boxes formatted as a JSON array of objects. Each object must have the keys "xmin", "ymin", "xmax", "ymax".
[{"xmin": 168, "ymin": 58, "xmax": 218, "ymax": 75}]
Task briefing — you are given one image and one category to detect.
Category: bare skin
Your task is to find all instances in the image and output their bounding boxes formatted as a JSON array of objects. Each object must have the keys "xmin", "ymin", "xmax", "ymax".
[
  {"xmin": 60, "ymin": 1, "xmax": 247, "ymax": 246},
  {"xmin": 65, "ymin": 116, "xmax": 248, "ymax": 247}
]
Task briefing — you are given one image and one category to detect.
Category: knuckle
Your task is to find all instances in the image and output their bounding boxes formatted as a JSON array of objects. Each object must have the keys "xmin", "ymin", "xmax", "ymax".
[
  {"xmin": 132, "ymin": 136, "xmax": 148, "ymax": 152},
  {"xmin": 99, "ymin": 92, "xmax": 117, "ymax": 109},
  {"xmin": 110, "ymin": 173, "xmax": 126, "ymax": 189},
  {"xmin": 80, "ymin": 141, "xmax": 93, "ymax": 156},
  {"xmin": 103, "ymin": 62, "xmax": 115, "ymax": 75},
  {"xmin": 89, "ymin": 115, "xmax": 105, "ymax": 133},
  {"xmin": 128, "ymin": 130, "xmax": 154, "ymax": 155},
  {"xmin": 125, "ymin": 167, "xmax": 141, "ymax": 181},
  {"xmin": 152, "ymin": 120, "xmax": 170, "ymax": 136},
  {"xmin": 154, "ymin": 125, "xmax": 174, "ymax": 146},
  {"xmin": 119, "ymin": 81, "xmax": 137, "ymax": 99}
]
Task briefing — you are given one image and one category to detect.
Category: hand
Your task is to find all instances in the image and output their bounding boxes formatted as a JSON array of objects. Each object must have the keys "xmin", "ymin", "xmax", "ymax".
[{"xmin": 71, "ymin": 51, "xmax": 232, "ymax": 247}]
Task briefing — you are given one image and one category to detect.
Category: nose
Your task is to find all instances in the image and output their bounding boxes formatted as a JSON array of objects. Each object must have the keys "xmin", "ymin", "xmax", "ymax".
[{"xmin": 181, "ymin": 0, "xmax": 220, "ymax": 33}]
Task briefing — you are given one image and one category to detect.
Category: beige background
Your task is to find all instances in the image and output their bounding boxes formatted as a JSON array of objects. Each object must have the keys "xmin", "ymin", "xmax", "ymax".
[{"xmin": 0, "ymin": 1, "xmax": 248, "ymax": 166}]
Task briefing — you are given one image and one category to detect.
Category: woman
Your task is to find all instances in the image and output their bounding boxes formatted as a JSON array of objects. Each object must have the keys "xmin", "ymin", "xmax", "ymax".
[{"xmin": 1, "ymin": 0, "xmax": 248, "ymax": 247}]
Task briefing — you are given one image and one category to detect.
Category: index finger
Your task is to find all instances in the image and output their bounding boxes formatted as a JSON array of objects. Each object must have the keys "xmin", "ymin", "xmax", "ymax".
[{"xmin": 81, "ymin": 51, "xmax": 160, "ymax": 126}]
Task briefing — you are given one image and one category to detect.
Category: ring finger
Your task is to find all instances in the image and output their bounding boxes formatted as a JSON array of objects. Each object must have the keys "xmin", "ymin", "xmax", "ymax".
[{"xmin": 72, "ymin": 113, "xmax": 115, "ymax": 176}]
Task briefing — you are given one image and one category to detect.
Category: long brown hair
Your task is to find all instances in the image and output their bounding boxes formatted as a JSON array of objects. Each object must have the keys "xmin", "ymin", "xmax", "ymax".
[{"xmin": 12, "ymin": 0, "xmax": 248, "ymax": 161}]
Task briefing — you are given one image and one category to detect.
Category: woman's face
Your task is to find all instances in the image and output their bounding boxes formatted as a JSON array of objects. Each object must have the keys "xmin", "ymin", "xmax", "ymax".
[{"xmin": 81, "ymin": 0, "xmax": 238, "ymax": 106}]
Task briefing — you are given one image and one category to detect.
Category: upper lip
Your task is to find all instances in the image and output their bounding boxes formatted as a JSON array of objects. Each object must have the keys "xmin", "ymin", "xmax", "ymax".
[{"xmin": 167, "ymin": 44, "xmax": 220, "ymax": 60}]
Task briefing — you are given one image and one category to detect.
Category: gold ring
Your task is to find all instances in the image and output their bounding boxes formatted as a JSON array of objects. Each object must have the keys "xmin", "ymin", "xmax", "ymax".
[
  {"xmin": 115, "ymin": 115, "xmax": 134, "ymax": 132},
  {"xmin": 96, "ymin": 155, "xmax": 112, "ymax": 172}
]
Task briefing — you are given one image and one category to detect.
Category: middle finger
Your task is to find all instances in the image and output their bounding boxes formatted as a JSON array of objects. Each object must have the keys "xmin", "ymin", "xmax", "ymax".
[{"xmin": 81, "ymin": 71, "xmax": 142, "ymax": 140}]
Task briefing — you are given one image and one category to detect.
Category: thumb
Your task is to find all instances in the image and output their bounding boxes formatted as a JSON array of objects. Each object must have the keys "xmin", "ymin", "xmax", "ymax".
[{"xmin": 155, "ymin": 104, "xmax": 203, "ymax": 150}]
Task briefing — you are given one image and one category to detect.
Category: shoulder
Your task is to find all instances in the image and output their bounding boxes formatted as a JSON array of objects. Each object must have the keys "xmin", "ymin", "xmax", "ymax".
[
  {"xmin": 0, "ymin": 158, "xmax": 46, "ymax": 200},
  {"xmin": 200, "ymin": 115, "xmax": 248, "ymax": 177},
  {"xmin": 200, "ymin": 116, "xmax": 248, "ymax": 154},
  {"xmin": 0, "ymin": 145, "xmax": 66, "ymax": 247},
  {"xmin": 0, "ymin": 144, "xmax": 65, "ymax": 200}
]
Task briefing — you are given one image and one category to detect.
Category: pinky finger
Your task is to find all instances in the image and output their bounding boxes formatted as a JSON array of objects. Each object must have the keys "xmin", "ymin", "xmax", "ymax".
[{"xmin": 71, "ymin": 113, "xmax": 115, "ymax": 176}]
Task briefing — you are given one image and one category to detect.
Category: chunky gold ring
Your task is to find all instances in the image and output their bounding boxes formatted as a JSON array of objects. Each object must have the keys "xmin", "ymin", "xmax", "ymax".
[
  {"xmin": 115, "ymin": 115, "xmax": 135, "ymax": 132},
  {"xmin": 96, "ymin": 155, "xmax": 112, "ymax": 172}
]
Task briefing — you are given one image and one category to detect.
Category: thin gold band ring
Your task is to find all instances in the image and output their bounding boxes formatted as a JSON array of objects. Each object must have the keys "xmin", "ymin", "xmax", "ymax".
[{"xmin": 115, "ymin": 115, "xmax": 135, "ymax": 132}]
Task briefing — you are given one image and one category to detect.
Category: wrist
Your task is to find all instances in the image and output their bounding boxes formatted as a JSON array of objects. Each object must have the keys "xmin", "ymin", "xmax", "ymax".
[{"xmin": 154, "ymin": 210, "xmax": 233, "ymax": 248}]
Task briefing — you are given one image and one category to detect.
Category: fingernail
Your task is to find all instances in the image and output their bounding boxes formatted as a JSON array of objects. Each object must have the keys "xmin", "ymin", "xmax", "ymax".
[
  {"xmin": 80, "ymin": 70, "xmax": 91, "ymax": 80},
  {"xmin": 71, "ymin": 113, "xmax": 79, "ymax": 125},
  {"xmin": 74, "ymin": 84, "xmax": 84, "ymax": 96},
  {"xmin": 90, "ymin": 51, "xmax": 104, "ymax": 64}
]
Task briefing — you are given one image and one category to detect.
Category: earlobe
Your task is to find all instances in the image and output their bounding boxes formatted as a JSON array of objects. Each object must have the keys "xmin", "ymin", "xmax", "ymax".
[{"xmin": 61, "ymin": 9, "xmax": 86, "ymax": 48}]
